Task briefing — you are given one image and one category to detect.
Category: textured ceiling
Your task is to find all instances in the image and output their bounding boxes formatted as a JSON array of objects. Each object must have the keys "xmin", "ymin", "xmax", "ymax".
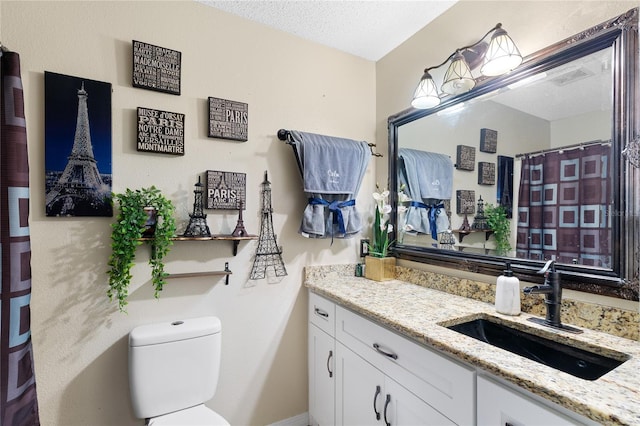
[{"xmin": 197, "ymin": 1, "xmax": 458, "ymax": 61}]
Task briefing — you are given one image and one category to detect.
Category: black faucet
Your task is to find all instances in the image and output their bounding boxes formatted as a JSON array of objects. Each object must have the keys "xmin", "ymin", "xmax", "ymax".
[{"xmin": 523, "ymin": 260, "xmax": 582, "ymax": 333}]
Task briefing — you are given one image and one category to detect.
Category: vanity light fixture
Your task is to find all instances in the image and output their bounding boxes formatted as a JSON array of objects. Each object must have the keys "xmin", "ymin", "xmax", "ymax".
[{"xmin": 411, "ymin": 23, "xmax": 522, "ymax": 109}]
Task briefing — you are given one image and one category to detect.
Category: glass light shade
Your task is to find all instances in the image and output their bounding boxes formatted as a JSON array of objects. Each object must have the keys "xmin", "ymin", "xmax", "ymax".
[
  {"xmin": 480, "ymin": 28, "xmax": 523, "ymax": 76},
  {"xmin": 411, "ymin": 72, "xmax": 441, "ymax": 109},
  {"xmin": 441, "ymin": 52, "xmax": 475, "ymax": 95}
]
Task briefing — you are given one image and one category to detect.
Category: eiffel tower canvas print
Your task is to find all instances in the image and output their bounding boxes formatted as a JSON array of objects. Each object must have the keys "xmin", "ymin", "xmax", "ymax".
[{"xmin": 44, "ymin": 72, "xmax": 112, "ymax": 216}]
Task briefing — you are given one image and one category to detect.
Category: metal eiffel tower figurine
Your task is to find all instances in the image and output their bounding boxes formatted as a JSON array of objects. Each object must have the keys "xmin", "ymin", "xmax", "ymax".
[
  {"xmin": 182, "ymin": 176, "xmax": 211, "ymax": 237},
  {"xmin": 250, "ymin": 171, "xmax": 287, "ymax": 280},
  {"xmin": 232, "ymin": 200, "xmax": 249, "ymax": 237},
  {"xmin": 45, "ymin": 82, "xmax": 111, "ymax": 216}
]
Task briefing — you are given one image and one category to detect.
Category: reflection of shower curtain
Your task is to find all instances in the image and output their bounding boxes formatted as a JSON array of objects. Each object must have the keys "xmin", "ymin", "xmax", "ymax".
[
  {"xmin": 1, "ymin": 51, "xmax": 40, "ymax": 424},
  {"xmin": 516, "ymin": 144, "xmax": 612, "ymax": 267}
]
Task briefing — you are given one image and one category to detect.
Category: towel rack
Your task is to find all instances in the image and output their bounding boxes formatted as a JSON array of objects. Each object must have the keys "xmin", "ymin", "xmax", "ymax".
[
  {"xmin": 165, "ymin": 262, "xmax": 232, "ymax": 285},
  {"xmin": 277, "ymin": 129, "xmax": 383, "ymax": 157}
]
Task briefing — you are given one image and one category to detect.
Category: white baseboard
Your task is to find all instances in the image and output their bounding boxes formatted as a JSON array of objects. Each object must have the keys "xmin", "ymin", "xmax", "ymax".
[{"xmin": 267, "ymin": 412, "xmax": 309, "ymax": 426}]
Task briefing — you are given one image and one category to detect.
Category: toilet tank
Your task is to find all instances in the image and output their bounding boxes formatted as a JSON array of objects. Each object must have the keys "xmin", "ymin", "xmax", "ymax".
[{"xmin": 128, "ymin": 317, "xmax": 222, "ymax": 419}]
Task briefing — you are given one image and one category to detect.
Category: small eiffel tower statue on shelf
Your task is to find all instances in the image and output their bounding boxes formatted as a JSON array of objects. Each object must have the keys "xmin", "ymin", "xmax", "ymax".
[
  {"xmin": 250, "ymin": 171, "xmax": 287, "ymax": 280},
  {"xmin": 182, "ymin": 176, "xmax": 211, "ymax": 238},
  {"xmin": 232, "ymin": 200, "xmax": 249, "ymax": 237}
]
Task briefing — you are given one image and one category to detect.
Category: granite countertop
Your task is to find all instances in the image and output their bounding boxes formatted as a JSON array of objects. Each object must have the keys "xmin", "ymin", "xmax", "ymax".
[{"xmin": 305, "ymin": 266, "xmax": 640, "ymax": 425}]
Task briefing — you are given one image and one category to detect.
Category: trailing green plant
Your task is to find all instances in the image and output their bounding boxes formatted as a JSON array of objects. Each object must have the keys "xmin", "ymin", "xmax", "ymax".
[
  {"xmin": 107, "ymin": 186, "xmax": 176, "ymax": 312},
  {"xmin": 485, "ymin": 203, "xmax": 512, "ymax": 256}
]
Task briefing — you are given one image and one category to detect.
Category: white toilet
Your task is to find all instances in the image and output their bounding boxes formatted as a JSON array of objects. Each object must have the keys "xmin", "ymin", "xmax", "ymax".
[{"xmin": 128, "ymin": 317, "xmax": 230, "ymax": 426}]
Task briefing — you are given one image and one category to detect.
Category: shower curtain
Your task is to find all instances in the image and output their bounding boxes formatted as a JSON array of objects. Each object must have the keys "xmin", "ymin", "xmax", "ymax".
[
  {"xmin": 0, "ymin": 51, "xmax": 40, "ymax": 424},
  {"xmin": 516, "ymin": 144, "xmax": 612, "ymax": 268}
]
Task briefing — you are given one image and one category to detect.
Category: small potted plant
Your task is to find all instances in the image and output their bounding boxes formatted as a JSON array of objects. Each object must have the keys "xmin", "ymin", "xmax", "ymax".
[
  {"xmin": 107, "ymin": 186, "xmax": 176, "ymax": 312},
  {"xmin": 365, "ymin": 186, "xmax": 396, "ymax": 281},
  {"xmin": 485, "ymin": 203, "xmax": 512, "ymax": 256}
]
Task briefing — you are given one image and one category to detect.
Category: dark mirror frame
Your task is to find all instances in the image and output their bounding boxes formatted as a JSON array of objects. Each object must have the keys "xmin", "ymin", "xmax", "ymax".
[{"xmin": 388, "ymin": 8, "xmax": 639, "ymax": 300}]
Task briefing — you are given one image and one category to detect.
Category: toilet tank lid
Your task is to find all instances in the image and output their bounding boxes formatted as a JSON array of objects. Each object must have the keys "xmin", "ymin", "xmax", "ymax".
[{"xmin": 129, "ymin": 316, "xmax": 221, "ymax": 347}]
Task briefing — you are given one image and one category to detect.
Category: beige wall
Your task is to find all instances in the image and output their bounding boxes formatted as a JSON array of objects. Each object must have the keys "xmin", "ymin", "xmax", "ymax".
[{"xmin": 2, "ymin": 1, "xmax": 376, "ymax": 425}]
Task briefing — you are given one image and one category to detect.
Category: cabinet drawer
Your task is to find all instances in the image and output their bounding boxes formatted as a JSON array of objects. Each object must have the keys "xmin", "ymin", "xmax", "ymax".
[
  {"xmin": 477, "ymin": 376, "xmax": 586, "ymax": 425},
  {"xmin": 336, "ymin": 306, "xmax": 475, "ymax": 425},
  {"xmin": 309, "ymin": 292, "xmax": 336, "ymax": 336}
]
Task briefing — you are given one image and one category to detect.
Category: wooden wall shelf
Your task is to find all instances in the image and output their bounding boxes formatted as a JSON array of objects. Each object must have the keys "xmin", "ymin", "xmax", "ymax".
[
  {"xmin": 139, "ymin": 234, "xmax": 258, "ymax": 255},
  {"xmin": 452, "ymin": 230, "xmax": 494, "ymax": 243}
]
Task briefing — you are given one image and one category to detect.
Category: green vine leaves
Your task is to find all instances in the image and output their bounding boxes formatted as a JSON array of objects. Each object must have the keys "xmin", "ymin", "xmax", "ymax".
[{"xmin": 107, "ymin": 187, "xmax": 176, "ymax": 312}]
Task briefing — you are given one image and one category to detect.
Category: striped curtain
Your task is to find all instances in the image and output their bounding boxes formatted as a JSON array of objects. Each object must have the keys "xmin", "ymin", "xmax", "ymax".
[
  {"xmin": 1, "ymin": 51, "xmax": 40, "ymax": 425},
  {"xmin": 516, "ymin": 144, "xmax": 612, "ymax": 268}
]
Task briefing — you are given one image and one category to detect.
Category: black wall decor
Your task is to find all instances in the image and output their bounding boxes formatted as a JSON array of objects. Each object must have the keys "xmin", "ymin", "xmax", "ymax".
[
  {"xmin": 132, "ymin": 40, "xmax": 181, "ymax": 95},
  {"xmin": 208, "ymin": 97, "xmax": 248, "ymax": 142},
  {"xmin": 456, "ymin": 190, "xmax": 476, "ymax": 214},
  {"xmin": 136, "ymin": 107, "xmax": 185, "ymax": 155},
  {"xmin": 497, "ymin": 155, "xmax": 514, "ymax": 218},
  {"xmin": 478, "ymin": 162, "xmax": 496, "ymax": 185},
  {"xmin": 455, "ymin": 145, "xmax": 476, "ymax": 171},
  {"xmin": 480, "ymin": 128, "xmax": 498, "ymax": 153},
  {"xmin": 206, "ymin": 170, "xmax": 246, "ymax": 209}
]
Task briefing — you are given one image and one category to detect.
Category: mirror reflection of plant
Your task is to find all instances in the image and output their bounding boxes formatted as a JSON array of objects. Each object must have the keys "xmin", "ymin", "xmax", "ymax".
[
  {"xmin": 107, "ymin": 186, "xmax": 176, "ymax": 312},
  {"xmin": 485, "ymin": 203, "xmax": 511, "ymax": 256}
]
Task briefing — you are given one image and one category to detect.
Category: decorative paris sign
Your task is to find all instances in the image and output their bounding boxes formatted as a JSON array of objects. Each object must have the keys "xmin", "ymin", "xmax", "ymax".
[
  {"xmin": 137, "ymin": 107, "xmax": 185, "ymax": 155},
  {"xmin": 206, "ymin": 170, "xmax": 246, "ymax": 210},
  {"xmin": 208, "ymin": 97, "xmax": 248, "ymax": 142},
  {"xmin": 132, "ymin": 40, "xmax": 181, "ymax": 95}
]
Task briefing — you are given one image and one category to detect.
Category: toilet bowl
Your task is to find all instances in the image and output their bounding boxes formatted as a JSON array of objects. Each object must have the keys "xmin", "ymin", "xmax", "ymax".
[{"xmin": 128, "ymin": 317, "xmax": 230, "ymax": 426}]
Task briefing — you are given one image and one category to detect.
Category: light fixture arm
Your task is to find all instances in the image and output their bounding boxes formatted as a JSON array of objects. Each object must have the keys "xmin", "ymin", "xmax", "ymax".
[{"xmin": 423, "ymin": 23, "xmax": 502, "ymax": 74}]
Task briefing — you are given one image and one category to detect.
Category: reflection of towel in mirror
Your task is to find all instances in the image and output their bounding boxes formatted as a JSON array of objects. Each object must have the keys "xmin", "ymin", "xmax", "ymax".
[
  {"xmin": 398, "ymin": 148, "xmax": 453, "ymax": 237},
  {"xmin": 290, "ymin": 131, "xmax": 371, "ymax": 239}
]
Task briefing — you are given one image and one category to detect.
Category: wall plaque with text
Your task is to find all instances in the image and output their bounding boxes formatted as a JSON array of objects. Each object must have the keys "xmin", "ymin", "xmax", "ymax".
[
  {"xmin": 137, "ymin": 107, "xmax": 185, "ymax": 155},
  {"xmin": 132, "ymin": 40, "xmax": 181, "ymax": 95},
  {"xmin": 206, "ymin": 170, "xmax": 246, "ymax": 209},
  {"xmin": 208, "ymin": 97, "xmax": 248, "ymax": 141}
]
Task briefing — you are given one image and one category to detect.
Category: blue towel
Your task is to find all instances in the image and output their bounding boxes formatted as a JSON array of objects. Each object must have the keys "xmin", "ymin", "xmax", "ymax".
[
  {"xmin": 398, "ymin": 148, "xmax": 453, "ymax": 237},
  {"xmin": 290, "ymin": 131, "xmax": 370, "ymax": 195},
  {"xmin": 289, "ymin": 131, "xmax": 371, "ymax": 239},
  {"xmin": 399, "ymin": 148, "xmax": 453, "ymax": 200}
]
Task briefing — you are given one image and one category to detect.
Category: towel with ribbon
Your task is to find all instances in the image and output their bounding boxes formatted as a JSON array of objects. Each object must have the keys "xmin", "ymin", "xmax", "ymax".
[
  {"xmin": 398, "ymin": 148, "xmax": 453, "ymax": 238},
  {"xmin": 289, "ymin": 130, "xmax": 371, "ymax": 239}
]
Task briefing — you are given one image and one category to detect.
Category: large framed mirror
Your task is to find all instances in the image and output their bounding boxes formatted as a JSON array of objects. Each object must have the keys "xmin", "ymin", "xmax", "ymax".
[{"xmin": 388, "ymin": 8, "xmax": 638, "ymax": 300}]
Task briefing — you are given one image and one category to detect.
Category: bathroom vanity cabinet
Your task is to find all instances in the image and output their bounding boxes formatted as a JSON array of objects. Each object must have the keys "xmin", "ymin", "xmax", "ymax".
[
  {"xmin": 308, "ymin": 293, "xmax": 336, "ymax": 426},
  {"xmin": 476, "ymin": 375, "xmax": 597, "ymax": 425},
  {"xmin": 308, "ymin": 292, "xmax": 474, "ymax": 425},
  {"xmin": 308, "ymin": 290, "xmax": 603, "ymax": 426}
]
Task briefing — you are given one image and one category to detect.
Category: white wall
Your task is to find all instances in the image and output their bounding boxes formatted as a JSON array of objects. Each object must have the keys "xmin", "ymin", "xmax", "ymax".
[{"xmin": 2, "ymin": 1, "xmax": 376, "ymax": 425}]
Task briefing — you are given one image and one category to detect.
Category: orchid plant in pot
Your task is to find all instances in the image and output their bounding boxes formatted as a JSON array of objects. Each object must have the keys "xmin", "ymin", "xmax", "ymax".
[{"xmin": 365, "ymin": 186, "xmax": 396, "ymax": 281}]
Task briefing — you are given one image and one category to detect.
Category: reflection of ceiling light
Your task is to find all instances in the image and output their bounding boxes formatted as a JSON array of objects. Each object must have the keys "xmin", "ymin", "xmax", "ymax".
[
  {"xmin": 411, "ymin": 23, "xmax": 522, "ymax": 109},
  {"xmin": 507, "ymin": 72, "xmax": 548, "ymax": 90}
]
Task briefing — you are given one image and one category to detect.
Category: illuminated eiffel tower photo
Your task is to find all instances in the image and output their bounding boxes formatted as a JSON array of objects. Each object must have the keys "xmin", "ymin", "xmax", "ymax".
[{"xmin": 44, "ymin": 72, "xmax": 112, "ymax": 217}]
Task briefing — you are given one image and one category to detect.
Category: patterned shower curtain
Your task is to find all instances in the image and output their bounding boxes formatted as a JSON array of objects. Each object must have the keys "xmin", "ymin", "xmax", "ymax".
[
  {"xmin": 516, "ymin": 144, "xmax": 612, "ymax": 268},
  {"xmin": 0, "ymin": 51, "xmax": 40, "ymax": 424}
]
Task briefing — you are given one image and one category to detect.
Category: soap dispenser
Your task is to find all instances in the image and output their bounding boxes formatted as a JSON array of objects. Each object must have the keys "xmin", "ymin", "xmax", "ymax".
[{"xmin": 495, "ymin": 262, "xmax": 520, "ymax": 315}]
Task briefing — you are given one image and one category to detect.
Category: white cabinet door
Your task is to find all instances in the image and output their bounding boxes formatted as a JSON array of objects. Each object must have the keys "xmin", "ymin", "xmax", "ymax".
[
  {"xmin": 477, "ymin": 376, "xmax": 583, "ymax": 426},
  {"xmin": 384, "ymin": 377, "xmax": 455, "ymax": 426},
  {"xmin": 308, "ymin": 323, "xmax": 335, "ymax": 426},
  {"xmin": 335, "ymin": 342, "xmax": 385, "ymax": 426}
]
